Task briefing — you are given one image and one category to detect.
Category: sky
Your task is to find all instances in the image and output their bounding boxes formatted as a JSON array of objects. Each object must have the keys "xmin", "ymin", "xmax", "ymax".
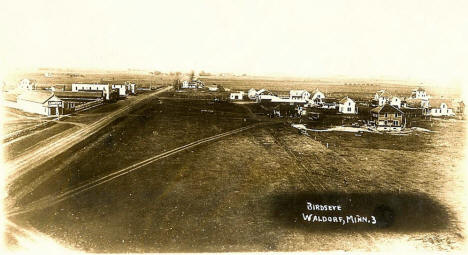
[{"xmin": 1, "ymin": 0, "xmax": 468, "ymax": 85}]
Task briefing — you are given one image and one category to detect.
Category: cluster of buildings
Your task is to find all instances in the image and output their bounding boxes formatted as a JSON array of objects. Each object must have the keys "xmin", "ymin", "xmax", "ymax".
[
  {"xmin": 232, "ymin": 88, "xmax": 358, "ymax": 114},
  {"xmin": 369, "ymin": 88, "xmax": 464, "ymax": 131},
  {"xmin": 4, "ymin": 79, "xmax": 136, "ymax": 116},
  {"xmin": 230, "ymin": 87, "xmax": 464, "ymax": 132}
]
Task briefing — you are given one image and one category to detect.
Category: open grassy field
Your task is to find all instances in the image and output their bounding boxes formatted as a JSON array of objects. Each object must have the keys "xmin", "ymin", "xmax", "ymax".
[
  {"xmin": 6, "ymin": 93, "xmax": 466, "ymax": 252},
  {"xmin": 3, "ymin": 69, "xmax": 178, "ymax": 91},
  {"xmin": 200, "ymin": 76, "xmax": 463, "ymax": 101}
]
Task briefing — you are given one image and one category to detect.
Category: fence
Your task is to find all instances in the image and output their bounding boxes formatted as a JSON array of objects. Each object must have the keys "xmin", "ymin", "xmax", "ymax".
[{"xmin": 75, "ymin": 100, "xmax": 103, "ymax": 111}]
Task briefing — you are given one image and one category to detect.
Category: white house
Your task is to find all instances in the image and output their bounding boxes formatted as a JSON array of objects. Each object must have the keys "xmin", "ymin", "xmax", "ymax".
[
  {"xmin": 311, "ymin": 89, "xmax": 325, "ymax": 103},
  {"xmin": 181, "ymin": 80, "xmax": 204, "ymax": 89},
  {"xmin": 248, "ymin": 88, "xmax": 257, "ymax": 99},
  {"xmin": 17, "ymin": 91, "xmax": 63, "ymax": 116},
  {"xmin": 373, "ymin": 90, "xmax": 392, "ymax": 106},
  {"xmin": 289, "ymin": 90, "xmax": 310, "ymax": 101},
  {"xmin": 255, "ymin": 90, "xmax": 276, "ymax": 102},
  {"xmin": 230, "ymin": 91, "xmax": 245, "ymax": 100},
  {"xmin": 411, "ymin": 87, "xmax": 429, "ymax": 100},
  {"xmin": 208, "ymin": 86, "xmax": 218, "ymax": 91},
  {"xmin": 72, "ymin": 83, "xmax": 113, "ymax": 100},
  {"xmin": 427, "ymin": 99, "xmax": 455, "ymax": 117},
  {"xmin": 181, "ymin": 80, "xmax": 194, "ymax": 89},
  {"xmin": 338, "ymin": 97, "xmax": 357, "ymax": 114},
  {"xmin": 18, "ymin": 79, "xmax": 36, "ymax": 90},
  {"xmin": 389, "ymin": 97, "xmax": 402, "ymax": 108},
  {"xmin": 248, "ymin": 88, "xmax": 269, "ymax": 100}
]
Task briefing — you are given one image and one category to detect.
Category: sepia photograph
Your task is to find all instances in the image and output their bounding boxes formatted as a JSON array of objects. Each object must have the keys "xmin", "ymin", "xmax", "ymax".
[{"xmin": 1, "ymin": 0, "xmax": 467, "ymax": 254}]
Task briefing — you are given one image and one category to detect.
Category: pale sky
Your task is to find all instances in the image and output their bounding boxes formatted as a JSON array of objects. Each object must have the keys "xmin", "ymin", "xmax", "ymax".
[{"xmin": 1, "ymin": 0, "xmax": 468, "ymax": 85}]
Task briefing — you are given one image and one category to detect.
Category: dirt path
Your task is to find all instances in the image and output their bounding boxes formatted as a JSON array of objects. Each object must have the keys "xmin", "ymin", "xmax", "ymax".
[
  {"xmin": 6, "ymin": 123, "xmax": 261, "ymax": 216},
  {"xmin": 4, "ymin": 86, "xmax": 172, "ymax": 186}
]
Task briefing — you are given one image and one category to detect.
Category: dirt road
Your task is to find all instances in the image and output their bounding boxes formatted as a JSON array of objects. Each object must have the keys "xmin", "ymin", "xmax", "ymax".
[
  {"xmin": 4, "ymin": 86, "xmax": 171, "ymax": 185},
  {"xmin": 6, "ymin": 123, "xmax": 261, "ymax": 216}
]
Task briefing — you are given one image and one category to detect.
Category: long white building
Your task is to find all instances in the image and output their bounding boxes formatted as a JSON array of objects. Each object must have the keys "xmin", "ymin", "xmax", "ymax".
[{"xmin": 72, "ymin": 83, "xmax": 113, "ymax": 100}]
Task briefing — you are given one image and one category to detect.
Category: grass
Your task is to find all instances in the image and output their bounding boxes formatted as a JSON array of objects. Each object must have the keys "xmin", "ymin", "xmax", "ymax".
[
  {"xmin": 13, "ymin": 98, "xmax": 253, "ymax": 206},
  {"xmin": 8, "ymin": 93, "xmax": 466, "ymax": 252}
]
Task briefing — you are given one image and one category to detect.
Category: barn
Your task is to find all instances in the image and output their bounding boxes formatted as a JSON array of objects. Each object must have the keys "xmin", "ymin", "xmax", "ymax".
[{"xmin": 17, "ymin": 91, "xmax": 63, "ymax": 116}]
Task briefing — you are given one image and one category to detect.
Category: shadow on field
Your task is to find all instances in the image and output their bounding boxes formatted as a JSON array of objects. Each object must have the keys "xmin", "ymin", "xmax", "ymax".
[{"xmin": 270, "ymin": 192, "xmax": 451, "ymax": 232}]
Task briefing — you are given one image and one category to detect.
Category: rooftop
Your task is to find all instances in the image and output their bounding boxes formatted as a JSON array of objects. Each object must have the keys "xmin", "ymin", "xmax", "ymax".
[
  {"xmin": 54, "ymin": 91, "xmax": 103, "ymax": 99},
  {"xmin": 18, "ymin": 91, "xmax": 54, "ymax": 104},
  {"xmin": 371, "ymin": 104, "xmax": 404, "ymax": 114}
]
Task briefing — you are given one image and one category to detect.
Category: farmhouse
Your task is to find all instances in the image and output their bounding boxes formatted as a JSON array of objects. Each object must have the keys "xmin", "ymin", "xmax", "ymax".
[
  {"xmin": 370, "ymin": 104, "xmax": 406, "ymax": 131},
  {"xmin": 389, "ymin": 97, "xmax": 402, "ymax": 108},
  {"xmin": 182, "ymin": 80, "xmax": 205, "ymax": 89},
  {"xmin": 256, "ymin": 90, "xmax": 277, "ymax": 102},
  {"xmin": 230, "ymin": 91, "xmax": 245, "ymax": 100},
  {"xmin": 290, "ymin": 90, "xmax": 310, "ymax": 101},
  {"xmin": 311, "ymin": 89, "xmax": 325, "ymax": 104},
  {"xmin": 411, "ymin": 87, "xmax": 429, "ymax": 100},
  {"xmin": 338, "ymin": 97, "xmax": 357, "ymax": 114},
  {"xmin": 427, "ymin": 99, "xmax": 455, "ymax": 117},
  {"xmin": 181, "ymin": 80, "xmax": 196, "ymax": 89},
  {"xmin": 248, "ymin": 88, "xmax": 257, "ymax": 99},
  {"xmin": 373, "ymin": 90, "xmax": 392, "ymax": 106},
  {"xmin": 18, "ymin": 79, "xmax": 37, "ymax": 90},
  {"xmin": 17, "ymin": 91, "xmax": 63, "ymax": 116}
]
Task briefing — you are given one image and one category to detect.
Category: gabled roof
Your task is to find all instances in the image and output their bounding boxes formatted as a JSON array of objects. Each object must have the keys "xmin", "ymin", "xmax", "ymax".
[
  {"xmin": 18, "ymin": 91, "xmax": 55, "ymax": 104},
  {"xmin": 339, "ymin": 96, "xmax": 354, "ymax": 104},
  {"xmin": 429, "ymin": 99, "xmax": 453, "ymax": 109},
  {"xmin": 258, "ymin": 89, "xmax": 273, "ymax": 95},
  {"xmin": 375, "ymin": 90, "xmax": 392, "ymax": 98},
  {"xmin": 371, "ymin": 104, "xmax": 404, "ymax": 114},
  {"xmin": 413, "ymin": 87, "xmax": 425, "ymax": 92}
]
